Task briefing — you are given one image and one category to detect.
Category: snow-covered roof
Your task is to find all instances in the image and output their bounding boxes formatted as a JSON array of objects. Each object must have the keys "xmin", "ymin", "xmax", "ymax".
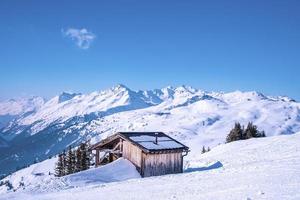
[
  {"xmin": 120, "ymin": 132, "xmax": 188, "ymax": 152},
  {"xmin": 91, "ymin": 132, "xmax": 189, "ymax": 153}
]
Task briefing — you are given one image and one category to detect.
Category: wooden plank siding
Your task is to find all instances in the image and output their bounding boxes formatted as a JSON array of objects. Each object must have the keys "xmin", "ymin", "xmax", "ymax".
[
  {"xmin": 122, "ymin": 140, "xmax": 143, "ymax": 172},
  {"xmin": 142, "ymin": 152, "xmax": 183, "ymax": 177}
]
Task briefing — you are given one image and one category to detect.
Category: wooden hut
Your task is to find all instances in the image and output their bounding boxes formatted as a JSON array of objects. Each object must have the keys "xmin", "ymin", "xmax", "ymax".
[{"xmin": 90, "ymin": 132, "xmax": 189, "ymax": 177}]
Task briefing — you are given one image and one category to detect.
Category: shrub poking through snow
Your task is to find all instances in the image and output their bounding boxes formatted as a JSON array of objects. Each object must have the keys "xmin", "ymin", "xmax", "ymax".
[
  {"xmin": 226, "ymin": 122, "xmax": 266, "ymax": 143},
  {"xmin": 201, "ymin": 146, "xmax": 211, "ymax": 154},
  {"xmin": 201, "ymin": 146, "xmax": 206, "ymax": 154},
  {"xmin": 5, "ymin": 180, "xmax": 13, "ymax": 191}
]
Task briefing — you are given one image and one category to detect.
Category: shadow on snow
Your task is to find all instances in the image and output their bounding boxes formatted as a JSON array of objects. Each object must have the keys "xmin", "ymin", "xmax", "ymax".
[{"xmin": 184, "ymin": 161, "xmax": 223, "ymax": 173}]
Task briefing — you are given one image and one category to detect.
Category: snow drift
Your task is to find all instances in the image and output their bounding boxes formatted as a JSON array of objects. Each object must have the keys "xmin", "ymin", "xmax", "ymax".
[{"xmin": 0, "ymin": 158, "xmax": 140, "ymax": 194}]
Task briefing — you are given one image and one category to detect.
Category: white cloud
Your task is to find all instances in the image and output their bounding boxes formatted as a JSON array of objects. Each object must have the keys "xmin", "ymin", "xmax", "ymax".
[{"xmin": 62, "ymin": 28, "xmax": 96, "ymax": 49}]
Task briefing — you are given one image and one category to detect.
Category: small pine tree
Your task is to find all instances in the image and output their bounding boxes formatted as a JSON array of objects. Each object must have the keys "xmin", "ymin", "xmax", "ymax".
[
  {"xmin": 85, "ymin": 140, "xmax": 92, "ymax": 168},
  {"xmin": 54, "ymin": 141, "xmax": 92, "ymax": 176},
  {"xmin": 244, "ymin": 122, "xmax": 258, "ymax": 139},
  {"xmin": 71, "ymin": 148, "xmax": 76, "ymax": 172},
  {"xmin": 226, "ymin": 122, "xmax": 266, "ymax": 143},
  {"xmin": 80, "ymin": 143, "xmax": 90, "ymax": 171},
  {"xmin": 5, "ymin": 180, "xmax": 13, "ymax": 191},
  {"xmin": 62, "ymin": 150, "xmax": 67, "ymax": 176},
  {"xmin": 226, "ymin": 122, "xmax": 244, "ymax": 143},
  {"xmin": 75, "ymin": 146, "xmax": 82, "ymax": 172},
  {"xmin": 201, "ymin": 146, "xmax": 206, "ymax": 154},
  {"xmin": 260, "ymin": 130, "xmax": 266, "ymax": 137},
  {"xmin": 65, "ymin": 146, "xmax": 76, "ymax": 175},
  {"xmin": 207, "ymin": 147, "xmax": 211, "ymax": 152},
  {"xmin": 55, "ymin": 153, "xmax": 64, "ymax": 177},
  {"xmin": 80, "ymin": 143, "xmax": 85, "ymax": 170},
  {"xmin": 19, "ymin": 177, "xmax": 25, "ymax": 189}
]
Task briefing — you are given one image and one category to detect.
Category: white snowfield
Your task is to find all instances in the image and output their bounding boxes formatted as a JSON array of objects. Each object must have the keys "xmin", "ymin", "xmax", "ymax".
[
  {"xmin": 1, "ymin": 133, "xmax": 300, "ymax": 200},
  {"xmin": 0, "ymin": 158, "xmax": 140, "ymax": 195},
  {"xmin": 0, "ymin": 97, "xmax": 44, "ymax": 116}
]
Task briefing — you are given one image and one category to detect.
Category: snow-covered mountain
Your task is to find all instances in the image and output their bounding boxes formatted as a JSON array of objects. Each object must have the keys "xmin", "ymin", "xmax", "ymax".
[
  {"xmin": 1, "ymin": 132, "xmax": 300, "ymax": 199},
  {"xmin": 0, "ymin": 84, "xmax": 300, "ymax": 177},
  {"xmin": 0, "ymin": 97, "xmax": 44, "ymax": 129}
]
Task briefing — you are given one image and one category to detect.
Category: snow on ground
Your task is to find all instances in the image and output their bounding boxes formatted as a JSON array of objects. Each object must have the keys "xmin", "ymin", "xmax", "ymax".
[
  {"xmin": 0, "ymin": 158, "xmax": 56, "ymax": 194},
  {"xmin": 1, "ymin": 133, "xmax": 300, "ymax": 200},
  {"xmin": 0, "ymin": 158, "xmax": 140, "ymax": 194},
  {"xmin": 64, "ymin": 158, "xmax": 141, "ymax": 187}
]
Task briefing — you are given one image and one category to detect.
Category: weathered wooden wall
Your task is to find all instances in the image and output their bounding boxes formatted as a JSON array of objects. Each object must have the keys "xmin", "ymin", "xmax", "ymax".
[
  {"xmin": 142, "ymin": 152, "xmax": 183, "ymax": 177},
  {"xmin": 122, "ymin": 141, "xmax": 142, "ymax": 170},
  {"xmin": 122, "ymin": 140, "xmax": 184, "ymax": 177}
]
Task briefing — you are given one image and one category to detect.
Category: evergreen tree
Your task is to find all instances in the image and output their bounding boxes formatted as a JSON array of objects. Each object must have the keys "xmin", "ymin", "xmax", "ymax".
[
  {"xmin": 226, "ymin": 122, "xmax": 244, "ymax": 143},
  {"xmin": 75, "ymin": 146, "xmax": 82, "ymax": 172},
  {"xmin": 260, "ymin": 130, "xmax": 266, "ymax": 137},
  {"xmin": 55, "ymin": 141, "xmax": 92, "ymax": 176},
  {"xmin": 71, "ymin": 149, "xmax": 76, "ymax": 171},
  {"xmin": 80, "ymin": 142, "xmax": 91, "ymax": 171},
  {"xmin": 81, "ymin": 143, "xmax": 87, "ymax": 170},
  {"xmin": 85, "ymin": 141, "xmax": 92, "ymax": 169},
  {"xmin": 62, "ymin": 150, "xmax": 67, "ymax": 175},
  {"xmin": 201, "ymin": 146, "xmax": 206, "ymax": 154},
  {"xmin": 245, "ymin": 122, "xmax": 266, "ymax": 138},
  {"xmin": 5, "ymin": 180, "xmax": 13, "ymax": 191},
  {"xmin": 207, "ymin": 146, "xmax": 211, "ymax": 152},
  {"xmin": 66, "ymin": 146, "xmax": 76, "ymax": 175},
  {"xmin": 226, "ymin": 122, "xmax": 266, "ymax": 143},
  {"xmin": 55, "ymin": 153, "xmax": 64, "ymax": 177},
  {"xmin": 244, "ymin": 122, "xmax": 258, "ymax": 139}
]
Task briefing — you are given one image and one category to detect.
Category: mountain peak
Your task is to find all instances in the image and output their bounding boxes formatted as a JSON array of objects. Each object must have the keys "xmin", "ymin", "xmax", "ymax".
[
  {"xmin": 111, "ymin": 84, "xmax": 132, "ymax": 93},
  {"xmin": 174, "ymin": 85, "xmax": 197, "ymax": 93},
  {"xmin": 58, "ymin": 92, "xmax": 79, "ymax": 103}
]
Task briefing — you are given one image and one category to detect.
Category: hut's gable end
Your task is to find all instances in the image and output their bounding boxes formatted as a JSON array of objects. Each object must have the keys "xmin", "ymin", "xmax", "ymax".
[{"xmin": 142, "ymin": 152, "xmax": 183, "ymax": 177}]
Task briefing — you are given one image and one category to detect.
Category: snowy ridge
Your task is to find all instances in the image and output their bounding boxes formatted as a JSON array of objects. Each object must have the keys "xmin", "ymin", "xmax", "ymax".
[
  {"xmin": 15, "ymin": 84, "xmax": 157, "ymax": 133},
  {"xmin": 0, "ymin": 97, "xmax": 44, "ymax": 129},
  {"xmin": 0, "ymin": 97, "xmax": 44, "ymax": 116}
]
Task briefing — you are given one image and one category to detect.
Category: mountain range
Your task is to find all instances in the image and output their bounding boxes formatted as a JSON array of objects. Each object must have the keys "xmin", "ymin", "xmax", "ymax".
[{"xmin": 1, "ymin": 84, "xmax": 299, "ymax": 176}]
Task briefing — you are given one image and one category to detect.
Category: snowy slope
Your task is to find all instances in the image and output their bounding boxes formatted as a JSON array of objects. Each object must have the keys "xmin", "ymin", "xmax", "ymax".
[
  {"xmin": 0, "ymin": 97, "xmax": 44, "ymax": 116},
  {"xmin": 16, "ymin": 85, "xmax": 155, "ymax": 133},
  {"xmin": 0, "ymin": 158, "xmax": 140, "ymax": 195},
  {"xmin": 1, "ymin": 133, "xmax": 300, "ymax": 200},
  {"xmin": 1, "ymin": 84, "xmax": 300, "ymax": 176},
  {"xmin": 0, "ymin": 97, "xmax": 44, "ymax": 129}
]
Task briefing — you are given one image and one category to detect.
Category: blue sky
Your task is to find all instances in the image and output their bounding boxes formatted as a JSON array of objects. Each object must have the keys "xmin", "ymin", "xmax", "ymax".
[{"xmin": 0, "ymin": 0, "xmax": 300, "ymax": 100}]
